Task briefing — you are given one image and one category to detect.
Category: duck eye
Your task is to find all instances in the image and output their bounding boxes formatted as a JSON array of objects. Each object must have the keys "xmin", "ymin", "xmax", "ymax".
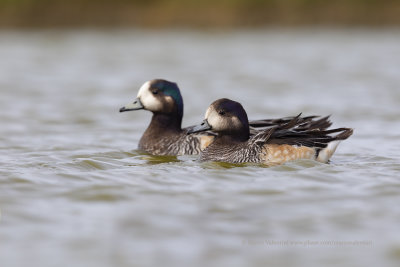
[
  {"xmin": 218, "ymin": 110, "xmax": 225, "ymax": 116},
  {"xmin": 152, "ymin": 89, "xmax": 158, "ymax": 95}
]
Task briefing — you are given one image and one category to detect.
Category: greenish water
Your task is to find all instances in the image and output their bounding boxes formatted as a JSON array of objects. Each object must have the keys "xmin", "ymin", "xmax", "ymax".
[{"xmin": 1, "ymin": 29, "xmax": 400, "ymax": 267}]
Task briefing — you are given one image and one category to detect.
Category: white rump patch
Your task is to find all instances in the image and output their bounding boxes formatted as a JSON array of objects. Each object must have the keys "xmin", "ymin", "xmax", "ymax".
[{"xmin": 317, "ymin": 141, "xmax": 341, "ymax": 163}]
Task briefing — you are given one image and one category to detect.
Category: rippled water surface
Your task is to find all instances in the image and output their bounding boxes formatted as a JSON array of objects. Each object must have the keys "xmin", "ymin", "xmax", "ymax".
[{"xmin": 1, "ymin": 29, "xmax": 400, "ymax": 267}]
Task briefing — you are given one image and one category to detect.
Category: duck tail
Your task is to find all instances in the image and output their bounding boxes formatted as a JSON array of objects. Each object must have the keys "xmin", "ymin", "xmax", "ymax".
[{"xmin": 316, "ymin": 128, "xmax": 353, "ymax": 163}]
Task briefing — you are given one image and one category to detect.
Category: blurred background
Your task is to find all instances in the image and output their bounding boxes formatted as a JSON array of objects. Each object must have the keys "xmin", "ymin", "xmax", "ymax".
[
  {"xmin": 1, "ymin": 0, "xmax": 400, "ymax": 28},
  {"xmin": 1, "ymin": 1, "xmax": 400, "ymax": 267}
]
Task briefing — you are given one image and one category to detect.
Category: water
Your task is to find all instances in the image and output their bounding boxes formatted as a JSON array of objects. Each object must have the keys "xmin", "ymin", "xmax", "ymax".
[{"xmin": 1, "ymin": 29, "xmax": 400, "ymax": 267}]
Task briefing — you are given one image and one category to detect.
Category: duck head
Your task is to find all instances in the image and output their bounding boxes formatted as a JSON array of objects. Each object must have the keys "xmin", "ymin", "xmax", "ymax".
[
  {"xmin": 189, "ymin": 98, "xmax": 250, "ymax": 141},
  {"xmin": 120, "ymin": 79, "xmax": 184, "ymax": 120}
]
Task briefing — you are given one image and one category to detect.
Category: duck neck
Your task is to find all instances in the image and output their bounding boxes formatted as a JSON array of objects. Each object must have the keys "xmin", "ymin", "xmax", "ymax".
[
  {"xmin": 215, "ymin": 133, "xmax": 249, "ymax": 144},
  {"xmin": 147, "ymin": 112, "xmax": 182, "ymax": 133}
]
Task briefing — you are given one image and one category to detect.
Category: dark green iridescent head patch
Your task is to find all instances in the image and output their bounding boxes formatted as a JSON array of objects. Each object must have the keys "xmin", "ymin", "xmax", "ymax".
[{"xmin": 153, "ymin": 80, "xmax": 184, "ymax": 118}]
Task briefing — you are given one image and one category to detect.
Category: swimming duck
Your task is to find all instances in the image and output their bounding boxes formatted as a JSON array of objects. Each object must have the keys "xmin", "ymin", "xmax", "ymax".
[
  {"xmin": 119, "ymin": 79, "xmax": 215, "ymax": 155},
  {"xmin": 188, "ymin": 98, "xmax": 353, "ymax": 164}
]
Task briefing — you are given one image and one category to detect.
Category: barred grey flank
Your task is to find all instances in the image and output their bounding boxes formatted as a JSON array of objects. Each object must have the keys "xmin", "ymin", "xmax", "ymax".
[
  {"xmin": 200, "ymin": 141, "xmax": 264, "ymax": 163},
  {"xmin": 199, "ymin": 124, "xmax": 353, "ymax": 164},
  {"xmin": 139, "ymin": 131, "xmax": 202, "ymax": 156}
]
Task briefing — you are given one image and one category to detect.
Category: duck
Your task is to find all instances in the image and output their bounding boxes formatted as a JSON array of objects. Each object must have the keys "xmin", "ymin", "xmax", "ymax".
[
  {"xmin": 119, "ymin": 79, "xmax": 215, "ymax": 155},
  {"xmin": 187, "ymin": 98, "xmax": 353, "ymax": 164}
]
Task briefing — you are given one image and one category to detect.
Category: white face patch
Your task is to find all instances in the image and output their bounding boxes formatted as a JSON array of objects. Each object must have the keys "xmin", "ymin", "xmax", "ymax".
[
  {"xmin": 204, "ymin": 106, "xmax": 213, "ymax": 120},
  {"xmin": 137, "ymin": 81, "xmax": 163, "ymax": 112},
  {"xmin": 206, "ymin": 109, "xmax": 230, "ymax": 132}
]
